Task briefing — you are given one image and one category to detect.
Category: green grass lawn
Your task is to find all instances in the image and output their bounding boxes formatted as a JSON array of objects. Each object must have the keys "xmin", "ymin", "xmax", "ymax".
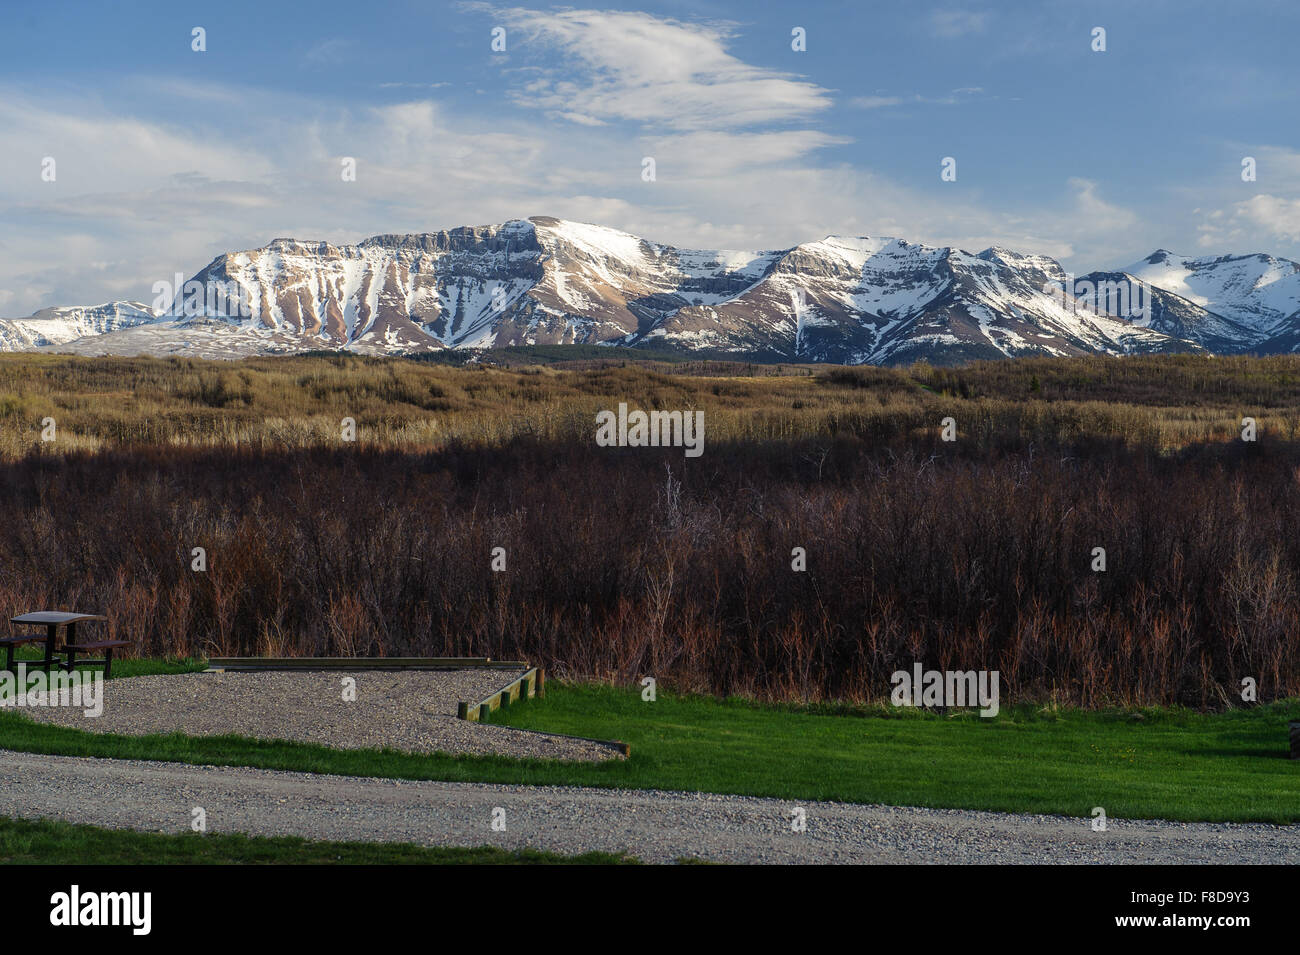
[
  {"xmin": 488, "ymin": 686, "xmax": 1300, "ymax": 823},
  {"xmin": 1, "ymin": 650, "xmax": 209, "ymax": 680},
  {"xmin": 102, "ymin": 657, "xmax": 211, "ymax": 678},
  {"xmin": 2, "ymin": 655, "xmax": 1297, "ymax": 823},
  {"xmin": 0, "ymin": 816, "xmax": 636, "ymax": 864}
]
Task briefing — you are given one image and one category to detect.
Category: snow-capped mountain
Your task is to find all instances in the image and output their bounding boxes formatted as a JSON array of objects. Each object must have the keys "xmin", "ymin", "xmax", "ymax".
[
  {"xmin": 5, "ymin": 217, "xmax": 1299, "ymax": 364},
  {"xmin": 1073, "ymin": 250, "xmax": 1300, "ymax": 354},
  {"xmin": 1072, "ymin": 269, "xmax": 1263, "ymax": 355},
  {"xmin": 0, "ymin": 302, "xmax": 156, "ymax": 350},
  {"xmin": 651, "ymin": 237, "xmax": 1195, "ymax": 363},
  {"xmin": 159, "ymin": 217, "xmax": 781, "ymax": 354},
  {"xmin": 1125, "ymin": 250, "xmax": 1300, "ymax": 338}
]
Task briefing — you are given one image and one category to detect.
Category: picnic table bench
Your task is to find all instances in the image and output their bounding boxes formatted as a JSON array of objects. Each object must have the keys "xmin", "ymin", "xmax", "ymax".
[{"xmin": 4, "ymin": 612, "xmax": 129, "ymax": 677}]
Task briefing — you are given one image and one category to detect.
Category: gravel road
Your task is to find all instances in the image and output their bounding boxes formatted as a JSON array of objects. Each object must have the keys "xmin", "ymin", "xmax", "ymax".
[
  {"xmin": 2, "ymin": 750, "xmax": 1296, "ymax": 864},
  {"xmin": 17, "ymin": 670, "xmax": 619, "ymax": 762}
]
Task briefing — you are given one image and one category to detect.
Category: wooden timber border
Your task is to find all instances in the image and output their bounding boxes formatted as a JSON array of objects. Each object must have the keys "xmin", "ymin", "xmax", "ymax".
[
  {"xmin": 457, "ymin": 667, "xmax": 631, "ymax": 757},
  {"xmin": 458, "ymin": 667, "xmax": 543, "ymax": 721},
  {"xmin": 207, "ymin": 657, "xmax": 528, "ymax": 671}
]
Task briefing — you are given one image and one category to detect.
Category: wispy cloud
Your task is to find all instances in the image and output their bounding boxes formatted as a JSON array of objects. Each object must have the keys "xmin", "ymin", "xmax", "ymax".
[
  {"xmin": 849, "ymin": 88, "xmax": 985, "ymax": 109},
  {"xmin": 1174, "ymin": 145, "xmax": 1300, "ymax": 252},
  {"xmin": 849, "ymin": 96, "xmax": 903, "ymax": 109},
  {"xmin": 492, "ymin": 7, "xmax": 832, "ymax": 130},
  {"xmin": 929, "ymin": 10, "xmax": 989, "ymax": 38},
  {"xmin": 0, "ymin": 92, "xmax": 275, "ymax": 198},
  {"xmin": 302, "ymin": 38, "xmax": 350, "ymax": 66},
  {"xmin": 1199, "ymin": 195, "xmax": 1300, "ymax": 247},
  {"xmin": 1066, "ymin": 177, "xmax": 1138, "ymax": 233},
  {"xmin": 1236, "ymin": 195, "xmax": 1300, "ymax": 242}
]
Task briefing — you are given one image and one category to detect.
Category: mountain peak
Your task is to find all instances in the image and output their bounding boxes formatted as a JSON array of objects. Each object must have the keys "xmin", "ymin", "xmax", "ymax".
[
  {"xmin": 263, "ymin": 237, "xmax": 336, "ymax": 255},
  {"xmin": 1123, "ymin": 246, "xmax": 1300, "ymax": 338}
]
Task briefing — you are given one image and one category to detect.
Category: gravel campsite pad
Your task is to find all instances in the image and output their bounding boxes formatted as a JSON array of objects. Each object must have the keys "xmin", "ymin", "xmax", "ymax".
[{"xmin": 18, "ymin": 670, "xmax": 620, "ymax": 762}]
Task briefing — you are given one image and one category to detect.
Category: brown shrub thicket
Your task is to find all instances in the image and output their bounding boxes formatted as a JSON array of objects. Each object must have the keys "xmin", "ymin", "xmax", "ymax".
[{"xmin": 1, "ymin": 426, "xmax": 1297, "ymax": 708}]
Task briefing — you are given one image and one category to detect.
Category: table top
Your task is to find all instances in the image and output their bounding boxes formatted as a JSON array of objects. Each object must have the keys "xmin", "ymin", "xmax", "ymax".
[{"xmin": 11, "ymin": 611, "xmax": 107, "ymax": 625}]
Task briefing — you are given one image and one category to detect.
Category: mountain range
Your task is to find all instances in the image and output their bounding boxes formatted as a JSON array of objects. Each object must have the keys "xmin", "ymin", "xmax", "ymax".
[{"xmin": 4, "ymin": 216, "xmax": 1299, "ymax": 364}]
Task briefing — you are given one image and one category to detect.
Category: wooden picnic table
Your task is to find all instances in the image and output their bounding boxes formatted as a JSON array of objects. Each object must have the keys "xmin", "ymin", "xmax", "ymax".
[{"xmin": 3, "ymin": 611, "xmax": 126, "ymax": 676}]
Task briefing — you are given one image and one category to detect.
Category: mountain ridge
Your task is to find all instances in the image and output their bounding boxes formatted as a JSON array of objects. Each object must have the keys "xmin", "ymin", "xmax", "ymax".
[{"xmin": 4, "ymin": 217, "xmax": 1299, "ymax": 364}]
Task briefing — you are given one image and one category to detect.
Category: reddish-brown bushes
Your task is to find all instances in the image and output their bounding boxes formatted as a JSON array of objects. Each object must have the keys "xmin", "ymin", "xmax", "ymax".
[{"xmin": 0, "ymin": 433, "xmax": 1297, "ymax": 707}]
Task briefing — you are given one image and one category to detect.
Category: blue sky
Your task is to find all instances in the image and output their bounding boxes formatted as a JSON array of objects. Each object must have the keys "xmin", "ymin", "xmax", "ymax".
[{"xmin": 1, "ymin": 0, "xmax": 1298, "ymax": 314}]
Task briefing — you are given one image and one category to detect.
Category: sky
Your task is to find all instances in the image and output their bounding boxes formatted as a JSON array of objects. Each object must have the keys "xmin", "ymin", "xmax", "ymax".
[{"xmin": 1, "ymin": 0, "xmax": 1298, "ymax": 315}]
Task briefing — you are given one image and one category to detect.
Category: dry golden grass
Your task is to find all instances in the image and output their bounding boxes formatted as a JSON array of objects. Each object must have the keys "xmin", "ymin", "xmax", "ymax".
[{"xmin": 2, "ymin": 351, "xmax": 1299, "ymax": 460}]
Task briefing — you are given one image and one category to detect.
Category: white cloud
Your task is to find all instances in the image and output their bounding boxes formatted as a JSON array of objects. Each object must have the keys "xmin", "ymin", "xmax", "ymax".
[
  {"xmin": 494, "ymin": 7, "xmax": 832, "ymax": 130},
  {"xmin": 1159, "ymin": 144, "xmax": 1300, "ymax": 256},
  {"xmin": 1198, "ymin": 194, "xmax": 1300, "ymax": 246},
  {"xmin": 929, "ymin": 10, "xmax": 989, "ymax": 38},
  {"xmin": 849, "ymin": 88, "xmax": 984, "ymax": 109},
  {"xmin": 645, "ymin": 130, "xmax": 850, "ymax": 177},
  {"xmin": 849, "ymin": 96, "xmax": 904, "ymax": 109},
  {"xmin": 1066, "ymin": 177, "xmax": 1139, "ymax": 233},
  {"xmin": 302, "ymin": 38, "xmax": 350, "ymax": 66},
  {"xmin": 1236, "ymin": 194, "xmax": 1300, "ymax": 241},
  {"xmin": 0, "ymin": 94, "xmax": 274, "ymax": 199}
]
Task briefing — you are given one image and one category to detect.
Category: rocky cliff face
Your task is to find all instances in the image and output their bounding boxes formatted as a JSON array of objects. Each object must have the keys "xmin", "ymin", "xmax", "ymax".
[{"xmin": 163, "ymin": 217, "xmax": 779, "ymax": 354}]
